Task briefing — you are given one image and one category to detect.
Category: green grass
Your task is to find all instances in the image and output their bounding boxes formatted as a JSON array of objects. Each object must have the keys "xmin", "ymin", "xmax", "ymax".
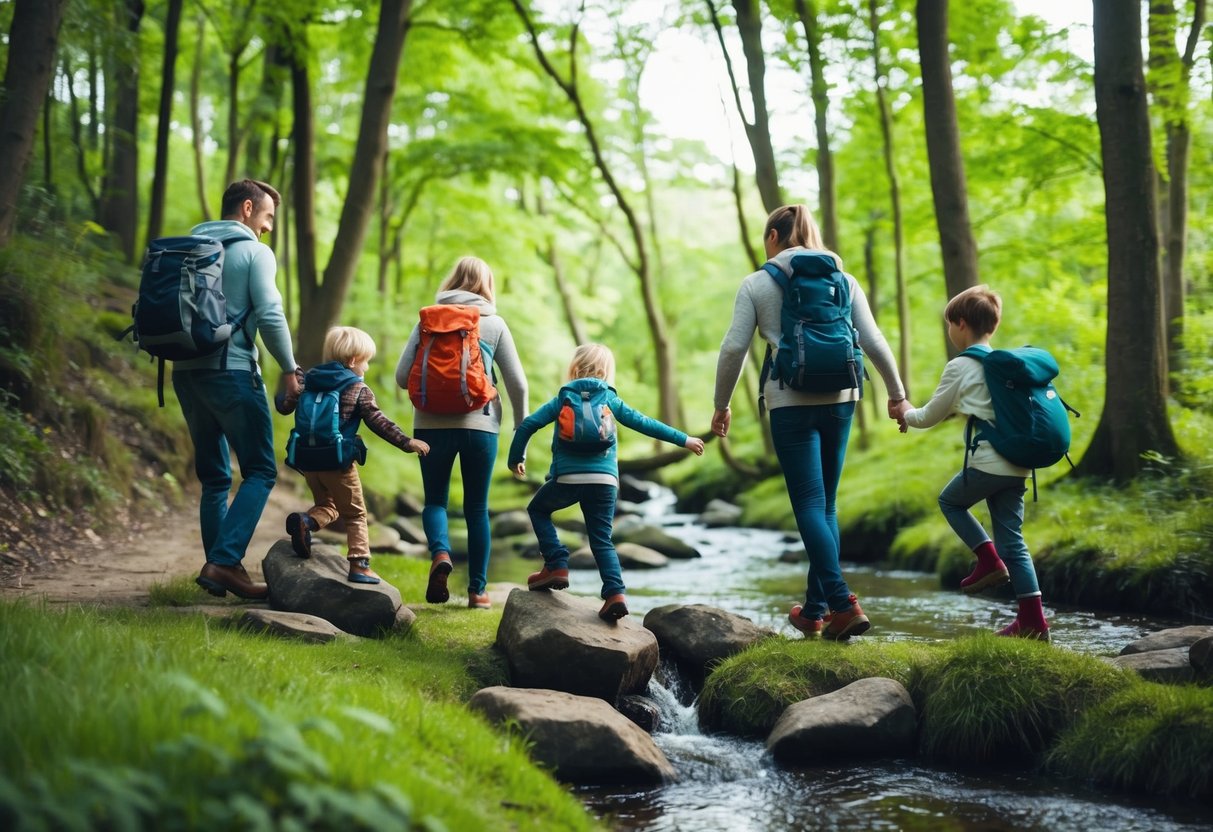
[{"xmin": 0, "ymin": 598, "xmax": 598, "ymax": 831}]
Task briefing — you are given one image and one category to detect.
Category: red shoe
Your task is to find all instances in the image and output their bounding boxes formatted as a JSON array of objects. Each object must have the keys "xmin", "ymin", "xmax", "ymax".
[
  {"xmin": 996, "ymin": 619, "xmax": 1050, "ymax": 641},
  {"xmin": 527, "ymin": 566, "xmax": 570, "ymax": 591},
  {"xmin": 425, "ymin": 553, "xmax": 453, "ymax": 603},
  {"xmin": 788, "ymin": 605, "xmax": 825, "ymax": 637},
  {"xmin": 599, "ymin": 594, "xmax": 629, "ymax": 622},
  {"xmin": 822, "ymin": 594, "xmax": 870, "ymax": 641},
  {"xmin": 960, "ymin": 559, "xmax": 1010, "ymax": 594},
  {"xmin": 467, "ymin": 591, "xmax": 491, "ymax": 609}
]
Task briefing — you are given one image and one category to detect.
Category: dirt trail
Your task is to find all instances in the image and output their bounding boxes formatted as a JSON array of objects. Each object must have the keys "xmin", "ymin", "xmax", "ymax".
[{"xmin": 2, "ymin": 482, "xmax": 310, "ymax": 604}]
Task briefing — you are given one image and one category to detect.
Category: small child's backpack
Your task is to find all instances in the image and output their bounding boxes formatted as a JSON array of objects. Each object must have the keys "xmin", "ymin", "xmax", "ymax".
[
  {"xmin": 118, "ymin": 235, "xmax": 250, "ymax": 406},
  {"xmin": 286, "ymin": 380, "xmax": 368, "ymax": 472},
  {"xmin": 406, "ymin": 304, "xmax": 497, "ymax": 414},
  {"xmin": 555, "ymin": 384, "xmax": 617, "ymax": 454},
  {"xmin": 961, "ymin": 346, "xmax": 1080, "ymax": 499},
  {"xmin": 760, "ymin": 252, "xmax": 863, "ymax": 411}
]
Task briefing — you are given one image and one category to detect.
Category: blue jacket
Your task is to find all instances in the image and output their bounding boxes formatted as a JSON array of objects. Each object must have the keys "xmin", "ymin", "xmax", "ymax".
[{"xmin": 508, "ymin": 377, "xmax": 688, "ymax": 480}]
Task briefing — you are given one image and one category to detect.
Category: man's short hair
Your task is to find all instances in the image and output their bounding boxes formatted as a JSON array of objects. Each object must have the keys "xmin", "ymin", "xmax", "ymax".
[
  {"xmin": 221, "ymin": 179, "xmax": 281, "ymax": 217},
  {"xmin": 944, "ymin": 284, "xmax": 1002, "ymax": 337}
]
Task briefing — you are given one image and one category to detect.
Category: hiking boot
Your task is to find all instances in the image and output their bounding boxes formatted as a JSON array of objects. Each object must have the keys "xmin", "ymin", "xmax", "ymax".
[
  {"xmin": 425, "ymin": 553, "xmax": 453, "ymax": 603},
  {"xmin": 527, "ymin": 566, "xmax": 570, "ymax": 591},
  {"xmin": 286, "ymin": 512, "xmax": 316, "ymax": 558},
  {"xmin": 196, "ymin": 562, "xmax": 269, "ymax": 600},
  {"xmin": 788, "ymin": 604, "xmax": 825, "ymax": 637},
  {"xmin": 822, "ymin": 594, "xmax": 870, "ymax": 641},
  {"xmin": 599, "ymin": 594, "xmax": 629, "ymax": 622},
  {"xmin": 347, "ymin": 557, "xmax": 380, "ymax": 585},
  {"xmin": 996, "ymin": 619, "xmax": 1050, "ymax": 642},
  {"xmin": 467, "ymin": 591, "xmax": 491, "ymax": 609},
  {"xmin": 960, "ymin": 559, "xmax": 1010, "ymax": 594}
]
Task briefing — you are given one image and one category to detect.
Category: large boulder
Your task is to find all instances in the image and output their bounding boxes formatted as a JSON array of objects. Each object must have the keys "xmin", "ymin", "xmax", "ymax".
[
  {"xmin": 1119, "ymin": 626, "xmax": 1213, "ymax": 655},
  {"xmin": 496, "ymin": 589, "xmax": 659, "ymax": 702},
  {"xmin": 469, "ymin": 686, "xmax": 676, "ymax": 785},
  {"xmin": 262, "ymin": 540, "xmax": 414, "ymax": 637},
  {"xmin": 613, "ymin": 524, "xmax": 700, "ymax": 559},
  {"xmin": 766, "ymin": 677, "xmax": 917, "ymax": 765},
  {"xmin": 1107, "ymin": 647, "xmax": 1196, "ymax": 684},
  {"xmin": 644, "ymin": 604, "xmax": 774, "ymax": 685}
]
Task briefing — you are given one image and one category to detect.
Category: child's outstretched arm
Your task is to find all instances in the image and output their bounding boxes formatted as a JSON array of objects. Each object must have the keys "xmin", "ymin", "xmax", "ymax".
[
  {"xmin": 355, "ymin": 386, "xmax": 420, "ymax": 453},
  {"xmin": 611, "ymin": 398, "xmax": 692, "ymax": 450}
]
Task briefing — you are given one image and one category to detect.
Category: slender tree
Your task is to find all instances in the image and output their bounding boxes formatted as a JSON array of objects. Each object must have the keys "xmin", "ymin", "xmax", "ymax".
[
  {"xmin": 146, "ymin": 0, "xmax": 184, "ymax": 243},
  {"xmin": 793, "ymin": 0, "xmax": 838, "ymax": 250},
  {"xmin": 916, "ymin": 0, "xmax": 978, "ymax": 319},
  {"xmin": 1075, "ymin": 0, "xmax": 1180, "ymax": 482},
  {"xmin": 189, "ymin": 14, "xmax": 213, "ymax": 220}
]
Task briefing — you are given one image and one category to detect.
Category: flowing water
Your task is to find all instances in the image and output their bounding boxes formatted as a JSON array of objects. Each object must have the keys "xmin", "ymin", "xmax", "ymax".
[{"xmin": 489, "ymin": 482, "xmax": 1213, "ymax": 831}]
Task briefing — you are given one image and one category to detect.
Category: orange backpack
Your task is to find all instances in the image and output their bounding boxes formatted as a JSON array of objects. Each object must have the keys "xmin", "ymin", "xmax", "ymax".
[{"xmin": 407, "ymin": 304, "xmax": 498, "ymax": 414}]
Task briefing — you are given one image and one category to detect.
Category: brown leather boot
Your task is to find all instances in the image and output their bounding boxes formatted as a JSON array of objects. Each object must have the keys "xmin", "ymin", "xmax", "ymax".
[{"xmin": 196, "ymin": 562, "xmax": 269, "ymax": 600}]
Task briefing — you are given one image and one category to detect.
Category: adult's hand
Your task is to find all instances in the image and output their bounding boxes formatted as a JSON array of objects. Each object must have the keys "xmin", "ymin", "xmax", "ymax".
[
  {"xmin": 887, "ymin": 398, "xmax": 910, "ymax": 421},
  {"xmin": 711, "ymin": 407, "xmax": 731, "ymax": 438},
  {"xmin": 285, "ymin": 366, "xmax": 303, "ymax": 398}
]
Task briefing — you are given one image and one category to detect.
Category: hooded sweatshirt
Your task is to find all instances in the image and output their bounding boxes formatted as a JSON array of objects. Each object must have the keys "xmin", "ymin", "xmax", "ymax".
[
  {"xmin": 173, "ymin": 220, "xmax": 297, "ymax": 375},
  {"xmin": 277, "ymin": 361, "xmax": 414, "ymax": 453},
  {"xmin": 713, "ymin": 247, "xmax": 904, "ymax": 412},
  {"xmin": 508, "ymin": 377, "xmax": 688, "ymax": 486},
  {"xmin": 395, "ymin": 289, "xmax": 528, "ymax": 433}
]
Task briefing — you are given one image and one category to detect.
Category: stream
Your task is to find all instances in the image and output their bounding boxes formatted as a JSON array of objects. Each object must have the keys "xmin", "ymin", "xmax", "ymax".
[{"xmin": 487, "ymin": 481, "xmax": 1213, "ymax": 831}]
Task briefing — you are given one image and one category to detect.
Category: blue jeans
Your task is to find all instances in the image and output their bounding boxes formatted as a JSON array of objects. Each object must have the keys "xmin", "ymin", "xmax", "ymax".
[
  {"xmin": 939, "ymin": 468, "xmax": 1040, "ymax": 597},
  {"xmin": 527, "ymin": 480, "xmax": 623, "ymax": 599},
  {"xmin": 770, "ymin": 403, "xmax": 856, "ymax": 616},
  {"xmin": 415, "ymin": 428, "xmax": 497, "ymax": 594},
  {"xmin": 172, "ymin": 369, "xmax": 277, "ymax": 567}
]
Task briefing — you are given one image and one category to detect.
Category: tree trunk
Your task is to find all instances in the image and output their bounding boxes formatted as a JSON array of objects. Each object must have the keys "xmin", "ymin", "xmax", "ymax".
[
  {"xmin": 0, "ymin": 0, "xmax": 70, "ymax": 247},
  {"xmin": 289, "ymin": 34, "xmax": 319, "ymax": 326},
  {"xmin": 42, "ymin": 87, "xmax": 54, "ymax": 194},
  {"xmin": 295, "ymin": 0, "xmax": 413, "ymax": 367},
  {"xmin": 99, "ymin": 0, "xmax": 145, "ymax": 262},
  {"xmin": 146, "ymin": 0, "xmax": 184, "ymax": 242},
  {"xmin": 513, "ymin": 0, "xmax": 681, "ymax": 425},
  {"xmin": 64, "ymin": 55, "xmax": 101, "ymax": 215},
  {"xmin": 795, "ymin": 0, "xmax": 838, "ymax": 251},
  {"xmin": 916, "ymin": 0, "xmax": 979, "ymax": 317},
  {"xmin": 190, "ymin": 14, "xmax": 212, "ymax": 220},
  {"xmin": 536, "ymin": 188, "xmax": 588, "ymax": 346},
  {"xmin": 871, "ymin": 0, "xmax": 911, "ymax": 398},
  {"xmin": 1074, "ymin": 0, "xmax": 1179, "ymax": 482}
]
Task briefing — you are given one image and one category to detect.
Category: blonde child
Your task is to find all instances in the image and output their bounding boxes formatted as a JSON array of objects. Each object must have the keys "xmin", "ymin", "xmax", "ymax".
[
  {"xmin": 277, "ymin": 326, "xmax": 429, "ymax": 584},
  {"xmin": 891, "ymin": 286, "xmax": 1049, "ymax": 640},
  {"xmin": 508, "ymin": 344, "xmax": 705, "ymax": 621}
]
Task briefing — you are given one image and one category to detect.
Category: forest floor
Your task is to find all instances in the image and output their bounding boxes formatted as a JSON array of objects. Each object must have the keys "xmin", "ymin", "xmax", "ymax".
[{"xmin": 0, "ymin": 480, "xmax": 306, "ymax": 605}]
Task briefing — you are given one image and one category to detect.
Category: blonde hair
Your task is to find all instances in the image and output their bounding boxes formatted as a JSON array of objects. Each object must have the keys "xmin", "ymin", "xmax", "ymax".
[
  {"xmin": 763, "ymin": 204, "xmax": 842, "ymax": 267},
  {"xmin": 944, "ymin": 284, "xmax": 1002, "ymax": 337},
  {"xmin": 566, "ymin": 343, "xmax": 616, "ymax": 385},
  {"xmin": 322, "ymin": 326, "xmax": 376, "ymax": 366},
  {"xmin": 439, "ymin": 256, "xmax": 496, "ymax": 303}
]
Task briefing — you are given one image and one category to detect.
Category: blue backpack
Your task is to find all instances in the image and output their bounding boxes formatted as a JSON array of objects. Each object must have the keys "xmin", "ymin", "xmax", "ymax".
[
  {"xmin": 760, "ymin": 252, "xmax": 863, "ymax": 412},
  {"xmin": 286, "ymin": 382, "xmax": 367, "ymax": 472},
  {"xmin": 119, "ymin": 236, "xmax": 251, "ymax": 406},
  {"xmin": 555, "ymin": 385, "xmax": 617, "ymax": 454},
  {"xmin": 961, "ymin": 346, "xmax": 1080, "ymax": 499}
]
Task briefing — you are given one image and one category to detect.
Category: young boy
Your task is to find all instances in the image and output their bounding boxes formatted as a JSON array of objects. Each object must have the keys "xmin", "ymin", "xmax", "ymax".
[
  {"xmin": 508, "ymin": 344, "xmax": 705, "ymax": 622},
  {"xmin": 277, "ymin": 326, "xmax": 429, "ymax": 584},
  {"xmin": 891, "ymin": 286, "xmax": 1050, "ymax": 640}
]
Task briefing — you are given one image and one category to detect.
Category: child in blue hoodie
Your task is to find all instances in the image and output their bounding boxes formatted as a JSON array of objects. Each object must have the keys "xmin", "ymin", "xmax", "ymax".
[
  {"xmin": 508, "ymin": 344, "xmax": 704, "ymax": 621},
  {"xmin": 277, "ymin": 327, "xmax": 429, "ymax": 584}
]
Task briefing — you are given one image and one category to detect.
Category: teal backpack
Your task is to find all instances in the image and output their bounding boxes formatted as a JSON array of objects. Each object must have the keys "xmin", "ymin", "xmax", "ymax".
[
  {"xmin": 286, "ymin": 382, "xmax": 367, "ymax": 472},
  {"xmin": 960, "ymin": 346, "xmax": 1080, "ymax": 499},
  {"xmin": 555, "ymin": 385, "xmax": 617, "ymax": 454},
  {"xmin": 760, "ymin": 252, "xmax": 863, "ymax": 413}
]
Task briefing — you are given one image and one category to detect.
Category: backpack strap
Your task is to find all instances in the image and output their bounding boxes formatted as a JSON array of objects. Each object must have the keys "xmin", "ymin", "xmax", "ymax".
[
  {"xmin": 156, "ymin": 357, "xmax": 166, "ymax": 408},
  {"xmin": 759, "ymin": 262, "xmax": 786, "ymax": 411}
]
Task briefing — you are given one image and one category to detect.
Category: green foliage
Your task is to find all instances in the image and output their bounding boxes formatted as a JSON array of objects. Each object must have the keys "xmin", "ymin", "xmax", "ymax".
[
  {"xmin": 915, "ymin": 635, "xmax": 1131, "ymax": 764},
  {"xmin": 1048, "ymin": 681, "xmax": 1213, "ymax": 801}
]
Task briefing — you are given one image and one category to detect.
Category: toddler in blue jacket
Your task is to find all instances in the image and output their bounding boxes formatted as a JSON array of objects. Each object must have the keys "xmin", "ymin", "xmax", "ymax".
[{"xmin": 508, "ymin": 344, "xmax": 704, "ymax": 621}]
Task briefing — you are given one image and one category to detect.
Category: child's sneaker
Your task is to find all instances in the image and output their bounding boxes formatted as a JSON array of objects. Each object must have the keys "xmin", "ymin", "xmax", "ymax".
[
  {"xmin": 960, "ymin": 559, "xmax": 1010, "ymax": 593},
  {"xmin": 286, "ymin": 512, "xmax": 316, "ymax": 558},
  {"xmin": 996, "ymin": 619, "xmax": 1050, "ymax": 641},
  {"xmin": 788, "ymin": 605, "xmax": 825, "ymax": 637},
  {"xmin": 822, "ymin": 594, "xmax": 870, "ymax": 641},
  {"xmin": 599, "ymin": 594, "xmax": 629, "ymax": 622},
  {"xmin": 467, "ymin": 591, "xmax": 491, "ymax": 609},
  {"xmin": 347, "ymin": 557, "xmax": 380, "ymax": 584},
  {"xmin": 527, "ymin": 566, "xmax": 570, "ymax": 591},
  {"xmin": 425, "ymin": 553, "xmax": 453, "ymax": 603}
]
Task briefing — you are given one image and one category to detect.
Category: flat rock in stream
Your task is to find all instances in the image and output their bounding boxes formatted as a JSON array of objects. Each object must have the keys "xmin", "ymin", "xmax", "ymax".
[
  {"xmin": 1107, "ymin": 647, "xmax": 1196, "ymax": 683},
  {"xmin": 1119, "ymin": 625, "xmax": 1213, "ymax": 655},
  {"xmin": 613, "ymin": 524, "xmax": 700, "ymax": 559},
  {"xmin": 569, "ymin": 542, "xmax": 668, "ymax": 571},
  {"xmin": 766, "ymin": 677, "xmax": 917, "ymax": 765}
]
